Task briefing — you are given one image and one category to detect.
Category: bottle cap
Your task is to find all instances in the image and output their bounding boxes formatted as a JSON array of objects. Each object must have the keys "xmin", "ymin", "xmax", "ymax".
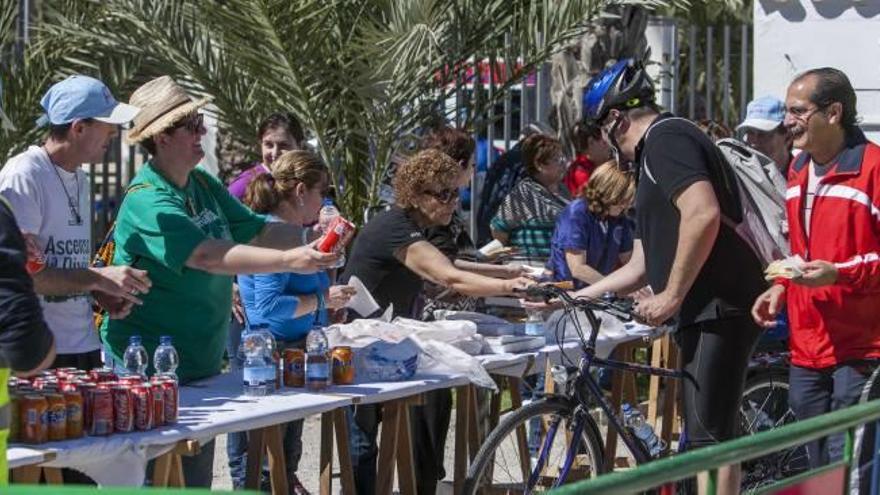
[
  {"xmin": 129, "ymin": 335, "xmax": 142, "ymax": 344},
  {"xmin": 322, "ymin": 198, "xmax": 334, "ymax": 206},
  {"xmin": 159, "ymin": 335, "xmax": 173, "ymax": 345}
]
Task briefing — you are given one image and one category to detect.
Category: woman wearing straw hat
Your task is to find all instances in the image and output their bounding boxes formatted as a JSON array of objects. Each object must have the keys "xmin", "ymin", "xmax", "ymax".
[{"xmin": 100, "ymin": 76, "xmax": 338, "ymax": 487}]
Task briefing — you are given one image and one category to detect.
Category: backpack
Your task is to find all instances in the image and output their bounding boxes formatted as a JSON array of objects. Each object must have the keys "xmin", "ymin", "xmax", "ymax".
[
  {"xmin": 714, "ymin": 138, "xmax": 790, "ymax": 267},
  {"xmin": 475, "ymin": 142, "xmax": 526, "ymax": 246},
  {"xmin": 643, "ymin": 118, "xmax": 789, "ymax": 267}
]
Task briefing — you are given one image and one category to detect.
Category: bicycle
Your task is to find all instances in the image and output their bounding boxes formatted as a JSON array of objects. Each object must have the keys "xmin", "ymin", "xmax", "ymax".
[{"xmin": 463, "ymin": 284, "xmax": 683, "ymax": 493}]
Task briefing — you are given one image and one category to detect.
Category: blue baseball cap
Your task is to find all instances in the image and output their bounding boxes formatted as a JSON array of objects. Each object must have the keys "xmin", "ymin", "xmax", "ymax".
[
  {"xmin": 36, "ymin": 75, "xmax": 140, "ymax": 127},
  {"xmin": 737, "ymin": 96, "xmax": 785, "ymax": 132}
]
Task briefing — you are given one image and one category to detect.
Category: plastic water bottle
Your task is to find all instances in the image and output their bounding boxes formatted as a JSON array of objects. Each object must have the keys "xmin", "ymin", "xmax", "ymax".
[
  {"xmin": 622, "ymin": 403, "xmax": 665, "ymax": 457},
  {"xmin": 122, "ymin": 335, "xmax": 149, "ymax": 379},
  {"xmin": 153, "ymin": 335, "xmax": 180, "ymax": 380},
  {"xmin": 305, "ymin": 326, "xmax": 331, "ymax": 391},
  {"xmin": 524, "ymin": 309, "xmax": 544, "ymax": 337},
  {"xmin": 241, "ymin": 327, "xmax": 275, "ymax": 396},
  {"xmin": 254, "ymin": 326, "xmax": 280, "ymax": 392},
  {"xmin": 317, "ymin": 199, "xmax": 345, "ymax": 269}
]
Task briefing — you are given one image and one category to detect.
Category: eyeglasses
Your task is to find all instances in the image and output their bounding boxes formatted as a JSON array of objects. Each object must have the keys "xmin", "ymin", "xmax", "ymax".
[
  {"xmin": 168, "ymin": 113, "xmax": 204, "ymax": 134},
  {"xmin": 784, "ymin": 104, "xmax": 828, "ymax": 123},
  {"xmin": 423, "ymin": 187, "xmax": 458, "ymax": 203}
]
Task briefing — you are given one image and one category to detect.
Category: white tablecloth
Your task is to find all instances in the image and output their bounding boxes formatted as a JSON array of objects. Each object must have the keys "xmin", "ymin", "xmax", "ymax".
[{"xmin": 8, "ymin": 371, "xmax": 352, "ymax": 486}]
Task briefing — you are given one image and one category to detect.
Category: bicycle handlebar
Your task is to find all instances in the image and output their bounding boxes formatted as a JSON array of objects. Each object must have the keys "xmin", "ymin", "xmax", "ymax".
[{"xmin": 515, "ymin": 284, "xmax": 635, "ymax": 322}]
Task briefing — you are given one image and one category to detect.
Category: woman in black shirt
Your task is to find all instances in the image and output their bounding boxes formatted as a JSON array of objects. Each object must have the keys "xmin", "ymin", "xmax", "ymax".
[{"xmin": 342, "ymin": 149, "xmax": 531, "ymax": 495}]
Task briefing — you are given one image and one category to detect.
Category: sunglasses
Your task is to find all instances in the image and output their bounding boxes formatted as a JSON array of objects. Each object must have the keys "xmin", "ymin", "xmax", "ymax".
[
  {"xmin": 168, "ymin": 113, "xmax": 204, "ymax": 134},
  {"xmin": 423, "ymin": 187, "xmax": 458, "ymax": 203}
]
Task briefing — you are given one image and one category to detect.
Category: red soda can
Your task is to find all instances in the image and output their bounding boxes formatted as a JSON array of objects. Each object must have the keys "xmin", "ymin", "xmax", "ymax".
[
  {"xmin": 79, "ymin": 382, "xmax": 96, "ymax": 433},
  {"xmin": 317, "ymin": 216, "xmax": 356, "ymax": 253},
  {"xmin": 151, "ymin": 384, "xmax": 165, "ymax": 427},
  {"xmin": 89, "ymin": 388, "xmax": 113, "ymax": 436},
  {"xmin": 159, "ymin": 379, "xmax": 178, "ymax": 424},
  {"xmin": 90, "ymin": 368, "xmax": 118, "ymax": 384},
  {"xmin": 60, "ymin": 380, "xmax": 81, "ymax": 393},
  {"xmin": 112, "ymin": 385, "xmax": 134, "ymax": 433},
  {"xmin": 120, "ymin": 375, "xmax": 143, "ymax": 387},
  {"xmin": 132, "ymin": 384, "xmax": 153, "ymax": 431}
]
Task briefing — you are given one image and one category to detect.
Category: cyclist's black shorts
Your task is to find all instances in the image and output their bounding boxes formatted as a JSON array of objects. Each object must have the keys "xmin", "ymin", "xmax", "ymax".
[{"xmin": 675, "ymin": 315, "xmax": 762, "ymax": 448}]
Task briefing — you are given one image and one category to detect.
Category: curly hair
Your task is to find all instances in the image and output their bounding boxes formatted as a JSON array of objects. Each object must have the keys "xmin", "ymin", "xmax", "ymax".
[
  {"xmin": 244, "ymin": 150, "xmax": 327, "ymax": 213},
  {"xmin": 393, "ymin": 149, "xmax": 461, "ymax": 209},
  {"xmin": 419, "ymin": 126, "xmax": 475, "ymax": 164},
  {"xmin": 583, "ymin": 161, "xmax": 635, "ymax": 218},
  {"xmin": 523, "ymin": 133, "xmax": 563, "ymax": 176}
]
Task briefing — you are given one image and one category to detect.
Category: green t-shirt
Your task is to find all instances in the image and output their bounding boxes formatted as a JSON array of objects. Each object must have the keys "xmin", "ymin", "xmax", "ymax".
[{"xmin": 101, "ymin": 163, "xmax": 266, "ymax": 382}]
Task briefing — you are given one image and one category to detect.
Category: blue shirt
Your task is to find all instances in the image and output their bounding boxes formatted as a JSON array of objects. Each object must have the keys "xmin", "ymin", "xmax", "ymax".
[
  {"xmin": 239, "ymin": 270, "xmax": 330, "ymax": 342},
  {"xmin": 547, "ymin": 199, "xmax": 634, "ymax": 289}
]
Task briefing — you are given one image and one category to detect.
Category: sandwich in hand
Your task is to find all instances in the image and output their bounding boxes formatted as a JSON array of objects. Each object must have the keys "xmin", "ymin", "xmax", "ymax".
[{"xmin": 764, "ymin": 256, "xmax": 805, "ymax": 281}]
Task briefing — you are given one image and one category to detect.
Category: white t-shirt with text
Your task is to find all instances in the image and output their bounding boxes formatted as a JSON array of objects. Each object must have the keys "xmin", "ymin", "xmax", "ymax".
[{"xmin": 0, "ymin": 145, "xmax": 100, "ymax": 354}]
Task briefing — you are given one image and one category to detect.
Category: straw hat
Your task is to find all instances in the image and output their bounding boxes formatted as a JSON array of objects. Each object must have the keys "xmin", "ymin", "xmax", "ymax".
[{"xmin": 125, "ymin": 76, "xmax": 212, "ymax": 144}]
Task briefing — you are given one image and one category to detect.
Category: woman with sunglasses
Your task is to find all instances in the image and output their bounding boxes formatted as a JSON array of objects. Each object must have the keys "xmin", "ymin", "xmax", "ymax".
[
  {"xmin": 101, "ymin": 76, "xmax": 338, "ymax": 487},
  {"xmin": 490, "ymin": 133, "xmax": 570, "ymax": 267},
  {"xmin": 341, "ymin": 149, "xmax": 533, "ymax": 495}
]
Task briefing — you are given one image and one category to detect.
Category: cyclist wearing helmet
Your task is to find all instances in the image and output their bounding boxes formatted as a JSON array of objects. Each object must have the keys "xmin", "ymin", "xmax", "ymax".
[{"xmin": 572, "ymin": 59, "xmax": 767, "ymax": 494}]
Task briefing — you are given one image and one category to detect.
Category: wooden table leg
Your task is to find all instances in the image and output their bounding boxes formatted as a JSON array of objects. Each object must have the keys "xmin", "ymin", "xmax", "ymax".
[
  {"xmin": 320, "ymin": 412, "xmax": 334, "ymax": 495},
  {"xmin": 605, "ymin": 346, "xmax": 625, "ymax": 468},
  {"xmin": 508, "ymin": 376, "xmax": 531, "ymax": 481},
  {"xmin": 264, "ymin": 424, "xmax": 289, "ymax": 495},
  {"xmin": 169, "ymin": 453, "xmax": 185, "ymax": 488},
  {"xmin": 467, "ymin": 386, "xmax": 481, "ymax": 464},
  {"xmin": 11, "ymin": 465, "xmax": 42, "ymax": 484},
  {"xmin": 43, "ymin": 467, "xmax": 63, "ymax": 484},
  {"xmin": 333, "ymin": 408, "xmax": 356, "ymax": 495},
  {"xmin": 152, "ymin": 451, "xmax": 174, "ymax": 487},
  {"xmin": 395, "ymin": 402, "xmax": 417, "ymax": 495},
  {"xmin": 647, "ymin": 336, "xmax": 665, "ymax": 428},
  {"xmin": 245, "ymin": 427, "xmax": 267, "ymax": 490},
  {"xmin": 376, "ymin": 402, "xmax": 400, "ymax": 495},
  {"xmin": 453, "ymin": 385, "xmax": 471, "ymax": 495}
]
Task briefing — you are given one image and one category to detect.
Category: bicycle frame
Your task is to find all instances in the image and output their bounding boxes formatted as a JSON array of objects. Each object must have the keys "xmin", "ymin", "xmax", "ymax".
[{"xmin": 523, "ymin": 290, "xmax": 686, "ymax": 490}]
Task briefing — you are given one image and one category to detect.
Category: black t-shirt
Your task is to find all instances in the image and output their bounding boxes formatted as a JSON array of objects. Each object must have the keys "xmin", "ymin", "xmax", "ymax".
[
  {"xmin": 341, "ymin": 206, "xmax": 426, "ymax": 318},
  {"xmin": 635, "ymin": 115, "xmax": 767, "ymax": 326},
  {"xmin": 0, "ymin": 200, "xmax": 54, "ymax": 372}
]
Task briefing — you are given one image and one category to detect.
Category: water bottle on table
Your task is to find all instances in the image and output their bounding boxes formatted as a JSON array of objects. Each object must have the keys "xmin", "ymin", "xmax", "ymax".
[
  {"xmin": 122, "ymin": 335, "xmax": 149, "ymax": 378},
  {"xmin": 524, "ymin": 309, "xmax": 544, "ymax": 337},
  {"xmin": 241, "ymin": 327, "xmax": 275, "ymax": 396},
  {"xmin": 622, "ymin": 402, "xmax": 665, "ymax": 457},
  {"xmin": 153, "ymin": 335, "xmax": 180, "ymax": 380},
  {"xmin": 305, "ymin": 326, "xmax": 330, "ymax": 391}
]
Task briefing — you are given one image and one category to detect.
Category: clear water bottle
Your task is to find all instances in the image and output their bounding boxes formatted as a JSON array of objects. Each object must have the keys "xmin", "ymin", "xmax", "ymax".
[
  {"xmin": 241, "ymin": 327, "xmax": 275, "ymax": 396},
  {"xmin": 622, "ymin": 403, "xmax": 665, "ymax": 457},
  {"xmin": 122, "ymin": 335, "xmax": 149, "ymax": 378},
  {"xmin": 524, "ymin": 309, "xmax": 544, "ymax": 337},
  {"xmin": 305, "ymin": 326, "xmax": 330, "ymax": 391},
  {"xmin": 153, "ymin": 335, "xmax": 180, "ymax": 380},
  {"xmin": 254, "ymin": 326, "xmax": 280, "ymax": 392},
  {"xmin": 317, "ymin": 199, "xmax": 345, "ymax": 269}
]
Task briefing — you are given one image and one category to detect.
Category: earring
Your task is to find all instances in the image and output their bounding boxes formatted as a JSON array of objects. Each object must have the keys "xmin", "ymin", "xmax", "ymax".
[{"xmin": 298, "ymin": 198, "xmax": 304, "ymax": 207}]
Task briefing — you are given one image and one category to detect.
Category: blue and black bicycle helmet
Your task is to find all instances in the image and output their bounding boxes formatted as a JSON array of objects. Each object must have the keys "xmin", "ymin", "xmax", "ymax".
[{"xmin": 582, "ymin": 58, "xmax": 656, "ymax": 123}]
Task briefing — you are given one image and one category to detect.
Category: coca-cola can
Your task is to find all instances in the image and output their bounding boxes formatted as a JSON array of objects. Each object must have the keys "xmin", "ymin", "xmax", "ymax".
[
  {"xmin": 316, "ymin": 216, "xmax": 356, "ymax": 253},
  {"xmin": 60, "ymin": 379, "xmax": 81, "ymax": 393},
  {"xmin": 112, "ymin": 385, "xmax": 134, "ymax": 433},
  {"xmin": 151, "ymin": 383, "xmax": 165, "ymax": 427},
  {"xmin": 120, "ymin": 375, "xmax": 143, "ymax": 387},
  {"xmin": 132, "ymin": 384, "xmax": 153, "ymax": 431},
  {"xmin": 55, "ymin": 368, "xmax": 79, "ymax": 381},
  {"xmin": 79, "ymin": 382, "xmax": 96, "ymax": 433},
  {"xmin": 89, "ymin": 388, "xmax": 113, "ymax": 436},
  {"xmin": 159, "ymin": 379, "xmax": 178, "ymax": 424},
  {"xmin": 90, "ymin": 368, "xmax": 118, "ymax": 384}
]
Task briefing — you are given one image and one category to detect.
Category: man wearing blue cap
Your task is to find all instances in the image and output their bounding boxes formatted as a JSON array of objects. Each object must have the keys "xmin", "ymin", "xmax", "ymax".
[
  {"xmin": 737, "ymin": 96, "xmax": 794, "ymax": 175},
  {"xmin": 0, "ymin": 75, "xmax": 151, "ymax": 374}
]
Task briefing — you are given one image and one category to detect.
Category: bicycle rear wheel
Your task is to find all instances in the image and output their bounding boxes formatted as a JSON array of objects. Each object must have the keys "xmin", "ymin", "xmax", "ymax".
[
  {"xmin": 739, "ymin": 370, "xmax": 808, "ymax": 492},
  {"xmin": 463, "ymin": 396, "xmax": 606, "ymax": 494}
]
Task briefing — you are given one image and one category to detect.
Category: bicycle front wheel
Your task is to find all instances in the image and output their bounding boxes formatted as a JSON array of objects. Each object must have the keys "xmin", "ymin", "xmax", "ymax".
[{"xmin": 463, "ymin": 396, "xmax": 606, "ymax": 494}]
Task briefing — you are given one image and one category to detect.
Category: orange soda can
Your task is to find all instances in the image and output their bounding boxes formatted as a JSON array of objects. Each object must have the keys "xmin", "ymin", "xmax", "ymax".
[
  {"xmin": 21, "ymin": 395, "xmax": 48, "ymax": 444},
  {"xmin": 331, "ymin": 346, "xmax": 355, "ymax": 385},
  {"xmin": 283, "ymin": 349, "xmax": 305, "ymax": 387},
  {"xmin": 45, "ymin": 393, "xmax": 67, "ymax": 441},
  {"xmin": 64, "ymin": 390, "xmax": 84, "ymax": 439}
]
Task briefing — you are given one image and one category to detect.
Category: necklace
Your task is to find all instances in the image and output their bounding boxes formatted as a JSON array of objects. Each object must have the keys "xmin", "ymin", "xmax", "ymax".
[{"xmin": 47, "ymin": 154, "xmax": 83, "ymax": 226}]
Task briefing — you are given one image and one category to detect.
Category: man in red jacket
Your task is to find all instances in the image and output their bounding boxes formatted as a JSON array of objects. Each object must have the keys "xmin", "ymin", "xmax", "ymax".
[{"xmin": 752, "ymin": 68, "xmax": 880, "ymax": 484}]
